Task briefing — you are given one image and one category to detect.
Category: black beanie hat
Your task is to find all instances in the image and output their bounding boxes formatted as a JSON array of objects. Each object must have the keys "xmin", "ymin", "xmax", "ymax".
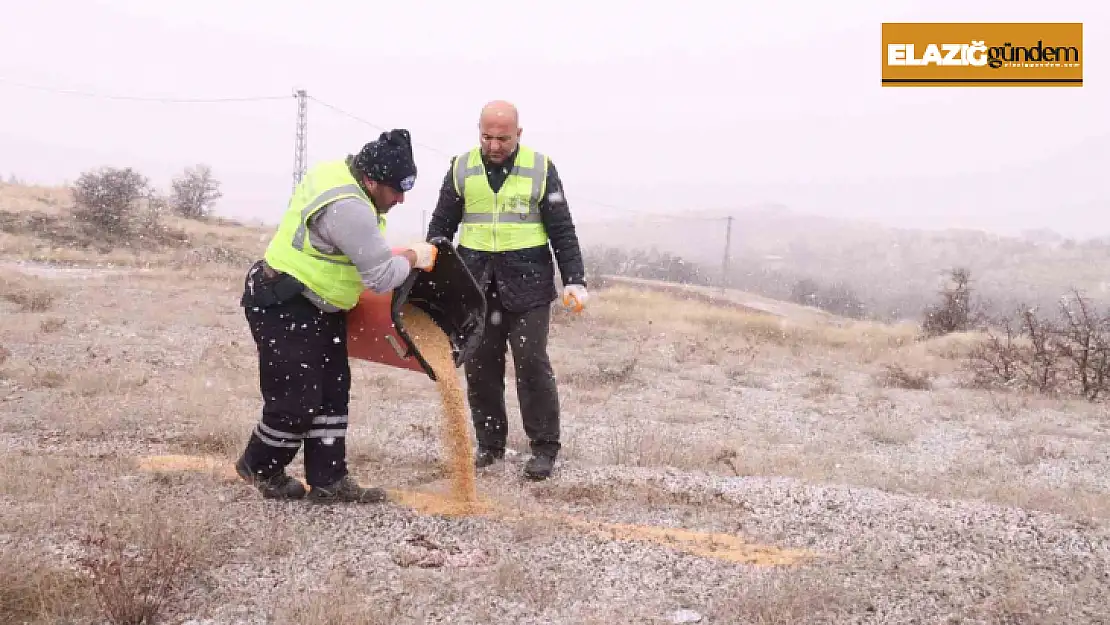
[{"xmin": 352, "ymin": 129, "xmax": 417, "ymax": 192}]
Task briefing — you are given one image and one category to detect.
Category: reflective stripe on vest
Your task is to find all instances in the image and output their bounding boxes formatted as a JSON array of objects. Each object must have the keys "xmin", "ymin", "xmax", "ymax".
[
  {"xmin": 263, "ymin": 159, "xmax": 386, "ymax": 310},
  {"xmin": 289, "ymin": 182, "xmax": 387, "ymax": 265},
  {"xmin": 453, "ymin": 145, "xmax": 549, "ymax": 252}
]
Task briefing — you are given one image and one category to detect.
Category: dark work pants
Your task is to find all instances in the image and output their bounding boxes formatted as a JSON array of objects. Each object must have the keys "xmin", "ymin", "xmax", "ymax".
[
  {"xmin": 239, "ymin": 290, "xmax": 351, "ymax": 488},
  {"xmin": 466, "ymin": 286, "xmax": 561, "ymax": 458}
]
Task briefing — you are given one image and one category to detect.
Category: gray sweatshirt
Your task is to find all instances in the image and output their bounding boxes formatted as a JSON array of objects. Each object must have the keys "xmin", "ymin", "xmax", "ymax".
[{"xmin": 299, "ymin": 196, "xmax": 413, "ymax": 312}]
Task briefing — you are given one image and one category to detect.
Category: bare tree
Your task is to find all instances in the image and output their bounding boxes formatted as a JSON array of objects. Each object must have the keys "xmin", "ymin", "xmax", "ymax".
[
  {"xmin": 967, "ymin": 314, "xmax": 1022, "ymax": 389},
  {"xmin": 170, "ymin": 165, "xmax": 222, "ymax": 219},
  {"xmin": 1055, "ymin": 289, "xmax": 1110, "ymax": 401},
  {"xmin": 1017, "ymin": 307, "xmax": 1060, "ymax": 394}
]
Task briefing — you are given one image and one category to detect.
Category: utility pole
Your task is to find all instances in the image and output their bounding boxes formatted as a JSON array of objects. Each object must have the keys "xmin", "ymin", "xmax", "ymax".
[
  {"xmin": 292, "ymin": 89, "xmax": 308, "ymax": 193},
  {"xmin": 721, "ymin": 215, "xmax": 733, "ymax": 287}
]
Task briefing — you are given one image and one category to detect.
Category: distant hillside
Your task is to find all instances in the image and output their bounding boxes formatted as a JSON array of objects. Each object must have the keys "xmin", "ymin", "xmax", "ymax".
[
  {"xmin": 576, "ymin": 205, "xmax": 1110, "ymax": 321},
  {"xmin": 598, "ymin": 275, "xmax": 842, "ymax": 326},
  {"xmin": 0, "ymin": 180, "xmax": 268, "ymax": 268},
  {"xmin": 6, "ymin": 178, "xmax": 1106, "ymax": 326}
]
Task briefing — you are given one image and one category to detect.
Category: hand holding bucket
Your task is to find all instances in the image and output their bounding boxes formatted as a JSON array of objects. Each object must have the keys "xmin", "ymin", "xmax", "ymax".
[
  {"xmin": 407, "ymin": 242, "xmax": 438, "ymax": 271},
  {"xmin": 346, "ymin": 237, "xmax": 487, "ymax": 381}
]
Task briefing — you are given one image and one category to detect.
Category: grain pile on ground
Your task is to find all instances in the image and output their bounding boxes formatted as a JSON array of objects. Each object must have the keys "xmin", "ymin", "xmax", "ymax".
[{"xmin": 399, "ymin": 303, "xmax": 480, "ymax": 514}]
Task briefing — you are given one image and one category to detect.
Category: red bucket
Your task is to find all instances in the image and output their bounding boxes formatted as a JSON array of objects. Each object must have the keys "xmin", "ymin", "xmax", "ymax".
[{"xmin": 346, "ymin": 237, "xmax": 487, "ymax": 381}]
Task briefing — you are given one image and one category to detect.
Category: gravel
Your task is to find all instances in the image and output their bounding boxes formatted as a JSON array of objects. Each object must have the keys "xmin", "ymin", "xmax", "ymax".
[
  {"xmin": 1, "ymin": 260, "xmax": 1108, "ymax": 624},
  {"xmin": 119, "ymin": 460, "xmax": 1106, "ymax": 624}
]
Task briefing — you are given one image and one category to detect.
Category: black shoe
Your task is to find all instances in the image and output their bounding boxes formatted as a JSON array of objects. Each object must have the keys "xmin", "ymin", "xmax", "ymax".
[
  {"xmin": 307, "ymin": 475, "xmax": 387, "ymax": 504},
  {"xmin": 523, "ymin": 454, "xmax": 556, "ymax": 480},
  {"xmin": 235, "ymin": 456, "xmax": 306, "ymax": 500},
  {"xmin": 475, "ymin": 447, "xmax": 504, "ymax": 469}
]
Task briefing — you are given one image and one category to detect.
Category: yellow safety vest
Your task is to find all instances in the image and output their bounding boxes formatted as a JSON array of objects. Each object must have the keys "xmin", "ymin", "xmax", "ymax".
[
  {"xmin": 453, "ymin": 145, "xmax": 549, "ymax": 252},
  {"xmin": 263, "ymin": 159, "xmax": 387, "ymax": 311}
]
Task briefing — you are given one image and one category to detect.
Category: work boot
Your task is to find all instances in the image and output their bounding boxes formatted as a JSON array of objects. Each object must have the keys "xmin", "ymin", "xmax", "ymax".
[
  {"xmin": 474, "ymin": 447, "xmax": 504, "ymax": 469},
  {"xmin": 307, "ymin": 475, "xmax": 387, "ymax": 504},
  {"xmin": 523, "ymin": 454, "xmax": 556, "ymax": 481},
  {"xmin": 235, "ymin": 456, "xmax": 306, "ymax": 500}
]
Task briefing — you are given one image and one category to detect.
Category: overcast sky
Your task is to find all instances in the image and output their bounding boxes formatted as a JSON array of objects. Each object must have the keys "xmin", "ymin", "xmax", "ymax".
[{"xmin": 1, "ymin": 0, "xmax": 1106, "ymax": 242}]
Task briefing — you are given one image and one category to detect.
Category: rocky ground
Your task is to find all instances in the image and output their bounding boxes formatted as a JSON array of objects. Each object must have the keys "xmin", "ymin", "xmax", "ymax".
[{"xmin": 1, "ymin": 256, "xmax": 1109, "ymax": 625}]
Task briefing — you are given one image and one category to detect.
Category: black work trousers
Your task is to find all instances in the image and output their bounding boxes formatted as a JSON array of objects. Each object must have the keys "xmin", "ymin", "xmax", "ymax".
[
  {"xmin": 238, "ymin": 266, "xmax": 352, "ymax": 488},
  {"xmin": 466, "ymin": 285, "xmax": 561, "ymax": 458}
]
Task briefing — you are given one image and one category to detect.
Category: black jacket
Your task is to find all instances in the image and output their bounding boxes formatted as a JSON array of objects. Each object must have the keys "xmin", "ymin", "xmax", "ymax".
[{"xmin": 426, "ymin": 146, "xmax": 587, "ymax": 313}]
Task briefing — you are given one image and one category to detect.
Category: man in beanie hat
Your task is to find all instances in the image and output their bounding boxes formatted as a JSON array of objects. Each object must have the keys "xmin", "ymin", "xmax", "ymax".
[
  {"xmin": 426, "ymin": 101, "xmax": 587, "ymax": 481},
  {"xmin": 235, "ymin": 129, "xmax": 437, "ymax": 503},
  {"xmin": 350, "ymin": 128, "xmax": 419, "ymax": 212}
]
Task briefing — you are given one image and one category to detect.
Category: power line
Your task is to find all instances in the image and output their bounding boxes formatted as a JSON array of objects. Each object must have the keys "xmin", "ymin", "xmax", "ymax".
[
  {"xmin": 307, "ymin": 95, "xmax": 454, "ymax": 158},
  {"xmin": 0, "ymin": 77, "xmax": 288, "ymax": 103},
  {"xmin": 305, "ymin": 94, "xmax": 703, "ymax": 220},
  {"xmin": 1, "ymin": 78, "xmax": 730, "ymax": 226}
]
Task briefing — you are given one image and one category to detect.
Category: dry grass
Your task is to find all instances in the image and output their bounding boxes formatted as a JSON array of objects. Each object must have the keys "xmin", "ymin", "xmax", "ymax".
[
  {"xmin": 532, "ymin": 477, "xmax": 735, "ymax": 513},
  {"xmin": 559, "ymin": 358, "xmax": 640, "ymax": 387},
  {"xmin": 915, "ymin": 331, "xmax": 988, "ymax": 360},
  {"xmin": 273, "ymin": 591, "xmax": 404, "ymax": 625},
  {"xmin": 38, "ymin": 316, "xmax": 66, "ymax": 333},
  {"xmin": 0, "ymin": 181, "xmax": 71, "ymax": 214},
  {"xmin": 588, "ymin": 286, "xmax": 917, "ymax": 356},
  {"xmin": 65, "ymin": 367, "xmax": 152, "ymax": 398},
  {"xmin": 863, "ymin": 417, "xmax": 919, "ymax": 445},
  {"xmin": 707, "ymin": 572, "xmax": 858, "ymax": 623},
  {"xmin": 170, "ymin": 383, "xmax": 256, "ymax": 457},
  {"xmin": 493, "ymin": 556, "xmax": 564, "ymax": 610},
  {"xmin": 875, "ymin": 362, "xmax": 934, "ymax": 390},
  {"xmin": 803, "ymin": 369, "xmax": 842, "ymax": 399},
  {"xmin": 0, "ymin": 451, "xmax": 238, "ymax": 625},
  {"xmin": 996, "ymin": 434, "xmax": 1070, "ymax": 466},
  {"xmin": 0, "ymin": 539, "xmax": 96, "ymax": 625},
  {"xmin": 177, "ymin": 417, "xmax": 246, "ymax": 457},
  {"xmin": 0, "ymin": 185, "xmax": 268, "ymax": 270},
  {"xmin": 0, "ymin": 453, "xmax": 89, "ymax": 500},
  {"xmin": 77, "ymin": 514, "xmax": 209, "ymax": 625},
  {"xmin": 25, "ymin": 367, "xmax": 68, "ymax": 389},
  {"xmin": 601, "ymin": 417, "xmax": 721, "ymax": 469},
  {"xmin": 0, "ymin": 272, "xmax": 57, "ymax": 312},
  {"xmin": 2, "ymin": 181, "xmax": 1108, "ymax": 623}
]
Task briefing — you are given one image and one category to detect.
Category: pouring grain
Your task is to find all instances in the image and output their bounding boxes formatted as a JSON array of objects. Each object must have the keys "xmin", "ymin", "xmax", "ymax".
[{"xmin": 400, "ymin": 304, "xmax": 479, "ymax": 511}]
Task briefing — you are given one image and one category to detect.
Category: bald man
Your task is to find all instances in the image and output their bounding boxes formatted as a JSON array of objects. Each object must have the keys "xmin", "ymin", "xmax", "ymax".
[{"xmin": 426, "ymin": 100, "xmax": 587, "ymax": 480}]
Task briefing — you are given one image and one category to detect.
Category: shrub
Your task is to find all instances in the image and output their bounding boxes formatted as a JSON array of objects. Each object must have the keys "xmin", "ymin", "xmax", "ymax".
[
  {"xmin": 967, "ymin": 289, "xmax": 1110, "ymax": 402},
  {"xmin": 789, "ymin": 278, "xmax": 867, "ymax": 319},
  {"xmin": 789, "ymin": 278, "xmax": 821, "ymax": 307},
  {"xmin": 922, "ymin": 267, "xmax": 973, "ymax": 337},
  {"xmin": 70, "ymin": 167, "xmax": 162, "ymax": 238},
  {"xmin": 876, "ymin": 363, "xmax": 933, "ymax": 390}
]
